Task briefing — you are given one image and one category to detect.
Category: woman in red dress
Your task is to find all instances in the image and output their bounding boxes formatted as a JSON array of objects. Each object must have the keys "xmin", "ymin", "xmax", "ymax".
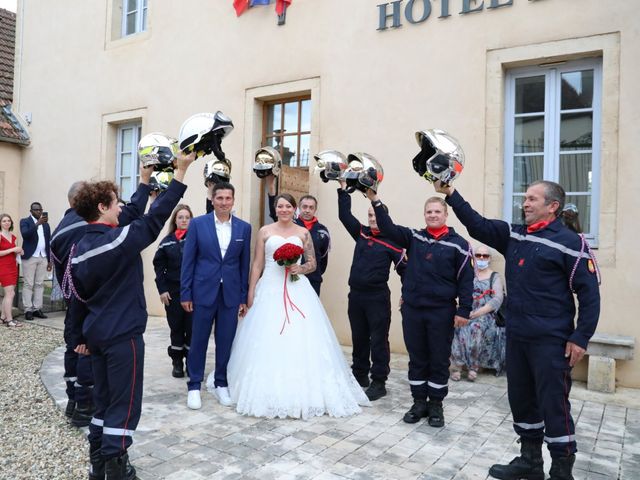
[{"xmin": 0, "ymin": 213, "xmax": 24, "ymax": 327}]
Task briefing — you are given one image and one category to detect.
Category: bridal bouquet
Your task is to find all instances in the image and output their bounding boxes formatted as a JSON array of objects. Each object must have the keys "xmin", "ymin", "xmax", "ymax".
[{"xmin": 273, "ymin": 243, "xmax": 304, "ymax": 281}]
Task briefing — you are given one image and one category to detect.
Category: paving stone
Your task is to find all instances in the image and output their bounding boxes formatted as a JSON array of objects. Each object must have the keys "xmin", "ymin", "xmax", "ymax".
[{"xmin": 37, "ymin": 317, "xmax": 640, "ymax": 480}]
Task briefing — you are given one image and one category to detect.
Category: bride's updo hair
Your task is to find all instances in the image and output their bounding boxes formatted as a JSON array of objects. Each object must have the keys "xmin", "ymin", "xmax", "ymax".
[{"xmin": 274, "ymin": 193, "xmax": 297, "ymax": 209}]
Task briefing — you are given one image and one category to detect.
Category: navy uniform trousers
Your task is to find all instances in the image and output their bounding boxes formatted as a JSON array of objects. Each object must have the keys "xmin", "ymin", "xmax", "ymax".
[
  {"xmin": 507, "ymin": 338, "xmax": 576, "ymax": 457},
  {"xmin": 348, "ymin": 288, "xmax": 392, "ymax": 383},
  {"xmin": 401, "ymin": 303, "xmax": 456, "ymax": 401},
  {"xmin": 63, "ymin": 299, "xmax": 93, "ymax": 405},
  {"xmin": 88, "ymin": 335, "xmax": 144, "ymax": 459},
  {"xmin": 165, "ymin": 292, "xmax": 192, "ymax": 361},
  {"xmin": 187, "ymin": 288, "xmax": 238, "ymax": 390}
]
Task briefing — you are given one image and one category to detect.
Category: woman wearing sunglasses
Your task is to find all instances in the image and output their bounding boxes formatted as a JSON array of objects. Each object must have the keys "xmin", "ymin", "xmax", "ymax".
[{"xmin": 450, "ymin": 245, "xmax": 506, "ymax": 381}]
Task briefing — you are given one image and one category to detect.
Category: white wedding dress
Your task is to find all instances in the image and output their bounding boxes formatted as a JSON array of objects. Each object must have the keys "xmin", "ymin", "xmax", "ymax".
[{"xmin": 207, "ymin": 235, "xmax": 370, "ymax": 419}]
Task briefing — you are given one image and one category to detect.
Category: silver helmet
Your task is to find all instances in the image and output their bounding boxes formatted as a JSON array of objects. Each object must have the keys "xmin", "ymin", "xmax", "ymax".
[
  {"xmin": 203, "ymin": 158, "xmax": 232, "ymax": 185},
  {"xmin": 313, "ymin": 150, "xmax": 348, "ymax": 183},
  {"xmin": 178, "ymin": 111, "xmax": 234, "ymax": 160},
  {"xmin": 138, "ymin": 132, "xmax": 178, "ymax": 172},
  {"xmin": 413, "ymin": 129, "xmax": 465, "ymax": 185},
  {"xmin": 253, "ymin": 146, "xmax": 282, "ymax": 178},
  {"xmin": 149, "ymin": 171, "xmax": 174, "ymax": 193},
  {"xmin": 343, "ymin": 152, "xmax": 384, "ymax": 194}
]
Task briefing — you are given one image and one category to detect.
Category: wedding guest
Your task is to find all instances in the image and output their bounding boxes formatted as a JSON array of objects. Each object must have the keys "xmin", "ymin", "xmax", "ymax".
[
  {"xmin": 0, "ymin": 213, "xmax": 23, "ymax": 327},
  {"xmin": 367, "ymin": 189, "xmax": 473, "ymax": 428},
  {"xmin": 266, "ymin": 175, "xmax": 330, "ymax": 295},
  {"xmin": 561, "ymin": 203, "xmax": 582, "ymax": 234},
  {"xmin": 70, "ymin": 153, "xmax": 193, "ymax": 480},
  {"xmin": 181, "ymin": 182, "xmax": 251, "ymax": 410},
  {"xmin": 338, "ymin": 180, "xmax": 405, "ymax": 402},
  {"xmin": 153, "ymin": 204, "xmax": 193, "ymax": 378},
  {"xmin": 19, "ymin": 201, "xmax": 52, "ymax": 320},
  {"xmin": 450, "ymin": 244, "xmax": 505, "ymax": 381}
]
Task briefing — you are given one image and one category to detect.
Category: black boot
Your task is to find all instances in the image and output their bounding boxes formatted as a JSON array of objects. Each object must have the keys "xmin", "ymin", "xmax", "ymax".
[
  {"xmin": 65, "ymin": 399, "xmax": 76, "ymax": 418},
  {"xmin": 88, "ymin": 442, "xmax": 105, "ymax": 480},
  {"xmin": 403, "ymin": 399, "xmax": 429, "ymax": 424},
  {"xmin": 168, "ymin": 346, "xmax": 185, "ymax": 378},
  {"xmin": 104, "ymin": 452, "xmax": 137, "ymax": 480},
  {"xmin": 71, "ymin": 400, "xmax": 95, "ymax": 427},
  {"xmin": 426, "ymin": 400, "xmax": 445, "ymax": 428},
  {"xmin": 172, "ymin": 358, "xmax": 184, "ymax": 378},
  {"xmin": 489, "ymin": 438, "xmax": 544, "ymax": 480},
  {"xmin": 548, "ymin": 454, "xmax": 575, "ymax": 480},
  {"xmin": 365, "ymin": 380, "xmax": 387, "ymax": 401}
]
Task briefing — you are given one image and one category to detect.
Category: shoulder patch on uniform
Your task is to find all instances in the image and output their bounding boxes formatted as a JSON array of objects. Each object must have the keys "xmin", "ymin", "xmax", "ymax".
[{"xmin": 588, "ymin": 259, "xmax": 595, "ymax": 273}]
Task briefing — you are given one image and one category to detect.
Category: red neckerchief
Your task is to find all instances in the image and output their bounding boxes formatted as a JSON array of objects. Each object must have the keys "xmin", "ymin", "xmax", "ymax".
[
  {"xmin": 175, "ymin": 229, "xmax": 187, "ymax": 241},
  {"xmin": 426, "ymin": 225, "xmax": 449, "ymax": 240},
  {"xmin": 89, "ymin": 222, "xmax": 116, "ymax": 228},
  {"xmin": 527, "ymin": 220, "xmax": 551, "ymax": 233},
  {"xmin": 370, "ymin": 228, "xmax": 381, "ymax": 236},
  {"xmin": 301, "ymin": 217, "xmax": 318, "ymax": 231}
]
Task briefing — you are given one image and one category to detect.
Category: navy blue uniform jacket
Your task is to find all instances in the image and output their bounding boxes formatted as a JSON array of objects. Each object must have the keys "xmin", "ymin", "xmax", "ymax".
[
  {"xmin": 373, "ymin": 202, "xmax": 473, "ymax": 318},
  {"xmin": 50, "ymin": 183, "xmax": 152, "ymax": 286},
  {"xmin": 446, "ymin": 190, "xmax": 600, "ymax": 349},
  {"xmin": 153, "ymin": 232, "xmax": 186, "ymax": 295},
  {"xmin": 180, "ymin": 213, "xmax": 251, "ymax": 307},
  {"xmin": 338, "ymin": 189, "xmax": 404, "ymax": 291},
  {"xmin": 20, "ymin": 216, "xmax": 51, "ymax": 261},
  {"xmin": 72, "ymin": 180, "xmax": 187, "ymax": 348}
]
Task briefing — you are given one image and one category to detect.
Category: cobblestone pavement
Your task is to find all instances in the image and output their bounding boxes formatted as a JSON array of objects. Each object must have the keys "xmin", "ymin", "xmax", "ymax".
[{"xmin": 39, "ymin": 316, "xmax": 639, "ymax": 479}]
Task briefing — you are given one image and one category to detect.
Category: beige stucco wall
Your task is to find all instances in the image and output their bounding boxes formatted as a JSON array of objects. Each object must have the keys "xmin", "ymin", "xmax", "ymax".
[
  {"xmin": 12, "ymin": 0, "xmax": 640, "ymax": 386},
  {"xmin": 0, "ymin": 142, "xmax": 22, "ymax": 221}
]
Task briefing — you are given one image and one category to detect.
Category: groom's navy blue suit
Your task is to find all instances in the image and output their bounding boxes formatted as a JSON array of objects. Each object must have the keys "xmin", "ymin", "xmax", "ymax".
[{"xmin": 181, "ymin": 212, "xmax": 251, "ymax": 391}]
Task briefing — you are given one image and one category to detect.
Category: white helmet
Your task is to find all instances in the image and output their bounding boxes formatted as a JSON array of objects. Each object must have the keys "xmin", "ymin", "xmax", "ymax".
[
  {"xmin": 138, "ymin": 133, "xmax": 178, "ymax": 172},
  {"xmin": 178, "ymin": 111, "xmax": 234, "ymax": 159},
  {"xmin": 313, "ymin": 150, "xmax": 348, "ymax": 183},
  {"xmin": 413, "ymin": 129, "xmax": 465, "ymax": 185},
  {"xmin": 203, "ymin": 158, "xmax": 232, "ymax": 185},
  {"xmin": 343, "ymin": 152, "xmax": 384, "ymax": 194},
  {"xmin": 253, "ymin": 146, "xmax": 282, "ymax": 178},
  {"xmin": 149, "ymin": 171, "xmax": 174, "ymax": 192}
]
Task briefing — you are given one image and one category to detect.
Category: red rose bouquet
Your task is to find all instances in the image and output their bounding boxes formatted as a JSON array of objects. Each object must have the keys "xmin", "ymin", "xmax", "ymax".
[{"xmin": 273, "ymin": 242, "xmax": 304, "ymax": 281}]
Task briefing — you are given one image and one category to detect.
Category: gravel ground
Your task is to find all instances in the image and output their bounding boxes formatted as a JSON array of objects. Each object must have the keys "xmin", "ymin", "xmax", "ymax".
[{"xmin": 0, "ymin": 322, "xmax": 87, "ymax": 480}]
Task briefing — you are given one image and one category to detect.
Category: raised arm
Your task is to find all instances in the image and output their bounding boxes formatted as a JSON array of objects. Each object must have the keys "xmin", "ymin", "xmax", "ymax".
[
  {"xmin": 337, "ymin": 187, "xmax": 362, "ymax": 240},
  {"xmin": 366, "ymin": 189, "xmax": 414, "ymax": 248},
  {"xmin": 247, "ymin": 227, "xmax": 267, "ymax": 308},
  {"xmin": 436, "ymin": 182, "xmax": 511, "ymax": 255},
  {"xmin": 266, "ymin": 175, "xmax": 277, "ymax": 223},
  {"xmin": 118, "ymin": 164, "xmax": 152, "ymax": 226}
]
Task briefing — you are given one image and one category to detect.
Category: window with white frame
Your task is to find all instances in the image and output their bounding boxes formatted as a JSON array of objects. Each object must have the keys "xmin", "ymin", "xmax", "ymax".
[
  {"xmin": 116, "ymin": 123, "xmax": 142, "ymax": 201},
  {"xmin": 122, "ymin": 0, "xmax": 148, "ymax": 37},
  {"xmin": 504, "ymin": 58, "xmax": 602, "ymax": 241}
]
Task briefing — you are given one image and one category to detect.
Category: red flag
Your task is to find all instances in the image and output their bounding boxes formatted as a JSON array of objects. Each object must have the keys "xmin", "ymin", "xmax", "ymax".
[
  {"xmin": 275, "ymin": 0, "xmax": 291, "ymax": 15},
  {"xmin": 233, "ymin": 0, "xmax": 249, "ymax": 16}
]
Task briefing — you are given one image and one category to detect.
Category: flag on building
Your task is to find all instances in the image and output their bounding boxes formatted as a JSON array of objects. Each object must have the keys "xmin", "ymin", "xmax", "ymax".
[{"xmin": 233, "ymin": 0, "xmax": 291, "ymax": 17}]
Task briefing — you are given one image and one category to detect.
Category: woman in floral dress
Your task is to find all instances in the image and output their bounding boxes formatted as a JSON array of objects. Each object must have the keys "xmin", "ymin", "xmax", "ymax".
[{"xmin": 450, "ymin": 245, "xmax": 505, "ymax": 380}]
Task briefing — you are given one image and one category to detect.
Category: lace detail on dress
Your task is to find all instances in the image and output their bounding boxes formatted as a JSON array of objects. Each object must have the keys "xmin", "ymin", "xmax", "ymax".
[{"xmin": 207, "ymin": 234, "xmax": 370, "ymax": 419}]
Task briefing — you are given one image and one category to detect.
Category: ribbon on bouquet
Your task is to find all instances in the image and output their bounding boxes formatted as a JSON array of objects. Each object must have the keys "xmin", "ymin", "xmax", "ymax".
[{"xmin": 280, "ymin": 266, "xmax": 306, "ymax": 334}]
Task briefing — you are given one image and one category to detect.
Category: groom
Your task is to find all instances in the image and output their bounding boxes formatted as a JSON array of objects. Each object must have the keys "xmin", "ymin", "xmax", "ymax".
[{"xmin": 181, "ymin": 182, "xmax": 251, "ymax": 409}]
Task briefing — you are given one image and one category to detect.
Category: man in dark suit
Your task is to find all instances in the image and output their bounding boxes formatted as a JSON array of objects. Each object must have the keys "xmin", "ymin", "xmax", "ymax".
[
  {"xmin": 181, "ymin": 182, "xmax": 251, "ymax": 410},
  {"xmin": 20, "ymin": 201, "xmax": 52, "ymax": 320}
]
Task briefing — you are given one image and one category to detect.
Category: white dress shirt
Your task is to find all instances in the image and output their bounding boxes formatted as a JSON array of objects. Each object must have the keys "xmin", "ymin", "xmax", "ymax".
[
  {"xmin": 31, "ymin": 215, "xmax": 47, "ymax": 258},
  {"xmin": 214, "ymin": 213, "xmax": 232, "ymax": 259}
]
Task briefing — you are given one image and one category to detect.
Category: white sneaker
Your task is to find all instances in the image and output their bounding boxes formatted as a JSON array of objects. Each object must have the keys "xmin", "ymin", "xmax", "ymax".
[
  {"xmin": 214, "ymin": 386, "xmax": 232, "ymax": 407},
  {"xmin": 187, "ymin": 390, "xmax": 201, "ymax": 410}
]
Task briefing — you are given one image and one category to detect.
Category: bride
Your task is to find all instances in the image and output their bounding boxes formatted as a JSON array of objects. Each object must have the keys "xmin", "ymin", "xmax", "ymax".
[{"xmin": 207, "ymin": 193, "xmax": 370, "ymax": 419}]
